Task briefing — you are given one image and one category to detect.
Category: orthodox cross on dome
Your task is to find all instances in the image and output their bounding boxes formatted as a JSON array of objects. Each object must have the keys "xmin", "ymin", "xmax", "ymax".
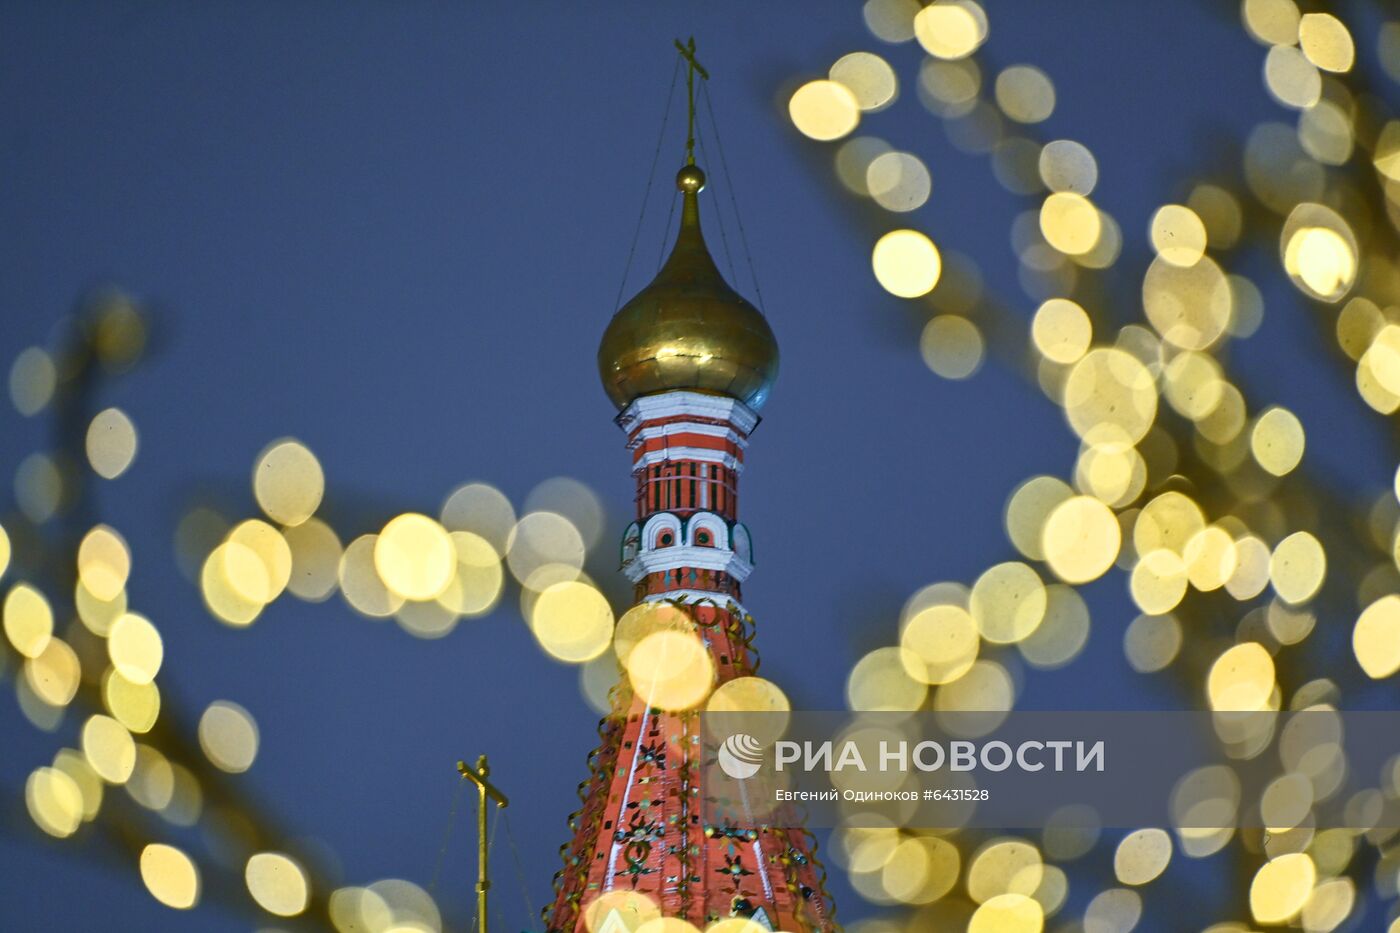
[{"xmin": 673, "ymin": 36, "xmax": 709, "ymax": 166}]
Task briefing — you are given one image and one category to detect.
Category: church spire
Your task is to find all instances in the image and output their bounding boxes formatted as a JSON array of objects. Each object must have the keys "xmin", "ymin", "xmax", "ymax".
[
  {"xmin": 596, "ymin": 41, "xmax": 779, "ymax": 413},
  {"xmin": 545, "ymin": 43, "xmax": 836, "ymax": 933}
]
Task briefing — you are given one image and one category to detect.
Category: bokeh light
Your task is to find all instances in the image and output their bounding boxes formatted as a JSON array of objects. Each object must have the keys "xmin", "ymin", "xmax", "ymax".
[
  {"xmin": 85, "ymin": 407, "xmax": 138, "ymax": 479},
  {"xmin": 140, "ymin": 844, "xmax": 200, "ymax": 910},
  {"xmin": 253, "ymin": 439, "xmax": 325, "ymax": 527},
  {"xmin": 872, "ymin": 230, "xmax": 942, "ymax": 298},
  {"xmin": 790, "ymin": 80, "xmax": 861, "ymax": 141}
]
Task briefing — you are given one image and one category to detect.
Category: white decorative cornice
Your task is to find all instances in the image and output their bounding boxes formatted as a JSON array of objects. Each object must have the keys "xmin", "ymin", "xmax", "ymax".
[
  {"xmin": 625, "ymin": 419, "xmax": 750, "ymax": 451},
  {"xmin": 616, "ymin": 390, "xmax": 760, "ymax": 435},
  {"xmin": 621, "ymin": 545, "xmax": 754, "ymax": 583}
]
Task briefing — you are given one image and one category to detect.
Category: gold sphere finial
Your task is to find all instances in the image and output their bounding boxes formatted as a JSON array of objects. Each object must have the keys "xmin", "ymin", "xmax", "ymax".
[
  {"xmin": 677, "ymin": 165, "xmax": 706, "ymax": 194},
  {"xmin": 599, "ymin": 159, "xmax": 777, "ymax": 412}
]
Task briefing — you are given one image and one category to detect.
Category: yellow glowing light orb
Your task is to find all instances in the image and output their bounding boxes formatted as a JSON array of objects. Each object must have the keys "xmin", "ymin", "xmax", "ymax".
[
  {"xmin": 1063, "ymin": 348, "xmax": 1158, "ymax": 446},
  {"xmin": 1269, "ymin": 531, "xmax": 1325, "ymax": 605},
  {"xmin": 900, "ymin": 604, "xmax": 980, "ymax": 685},
  {"xmin": 1264, "ymin": 45, "xmax": 1321, "ymax": 109},
  {"xmin": 1039, "ymin": 192, "xmax": 1100, "ymax": 256},
  {"xmin": 1299, "ymin": 13, "xmax": 1354, "ymax": 73},
  {"xmin": 282, "ymin": 517, "xmax": 342, "ymax": 602},
  {"xmin": 1225, "ymin": 535, "xmax": 1272, "ymax": 601},
  {"xmin": 1149, "ymin": 205, "xmax": 1207, "ymax": 267},
  {"xmin": 1032, "ymin": 298, "xmax": 1092, "ymax": 364},
  {"xmin": 614, "ymin": 602, "xmax": 694, "ymax": 666},
  {"xmin": 525, "ymin": 477, "xmax": 605, "ymax": 551},
  {"xmin": 863, "ymin": 0, "xmax": 920, "ymax": 43},
  {"xmin": 1018, "ymin": 585, "xmax": 1091, "ymax": 670},
  {"xmin": 104, "ymin": 670, "xmax": 161, "ymax": 734},
  {"xmin": 995, "ymin": 65, "xmax": 1055, "ymax": 124},
  {"xmin": 1249, "ymin": 852, "xmax": 1315, "ymax": 924},
  {"xmin": 1284, "ymin": 226, "xmax": 1355, "ymax": 302},
  {"xmin": 5, "ymin": 582, "xmax": 54, "ymax": 658},
  {"xmin": 847, "ymin": 646, "xmax": 927, "ymax": 711},
  {"xmin": 505, "ymin": 511, "xmax": 586, "ymax": 585},
  {"xmin": 1162, "ymin": 352, "xmax": 1224, "ymax": 422},
  {"xmin": 26, "ymin": 638, "xmax": 80, "ymax": 706},
  {"xmin": 26, "ymin": 766, "xmax": 84, "ymax": 838},
  {"xmin": 1123, "ymin": 613, "xmax": 1182, "ymax": 673},
  {"xmin": 1039, "ymin": 139, "xmax": 1097, "ymax": 195},
  {"xmin": 15, "ymin": 452, "xmax": 62, "ymax": 523},
  {"xmin": 375, "ymin": 513, "xmax": 456, "ymax": 601},
  {"xmin": 1353, "ymin": 595, "xmax": 1400, "ymax": 679},
  {"xmin": 85, "ymin": 407, "xmax": 138, "ymax": 479},
  {"xmin": 82, "ymin": 714, "xmax": 137, "ymax": 783},
  {"xmin": 1005, "ymin": 475, "xmax": 1074, "ymax": 561},
  {"xmin": 226, "ymin": 519, "xmax": 293, "ymax": 603},
  {"xmin": 1143, "ymin": 254, "xmax": 1232, "ymax": 350},
  {"xmin": 77, "ymin": 524, "xmax": 130, "ymax": 602},
  {"xmin": 706, "ymin": 676, "xmax": 790, "ymax": 745},
  {"xmin": 1085, "ymin": 889, "xmax": 1142, "ymax": 931},
  {"xmin": 872, "ymin": 229, "xmax": 942, "ymax": 298},
  {"xmin": 883, "ymin": 834, "xmax": 960, "ymax": 905},
  {"xmin": 1113, "ymin": 828, "xmax": 1172, "ymax": 885},
  {"xmin": 1134, "ymin": 491, "xmax": 1205, "ymax": 556},
  {"xmin": 1207, "ymin": 642, "xmax": 1275, "ymax": 712},
  {"xmin": 1243, "ymin": 0, "xmax": 1300, "ymax": 46},
  {"xmin": 530, "ymin": 580, "xmax": 614, "ymax": 663},
  {"xmin": 338, "ymin": 534, "xmax": 405, "ymax": 618},
  {"xmin": 437, "ymin": 530, "xmax": 504, "ymax": 617},
  {"xmin": 246, "ymin": 852, "xmax": 309, "ymax": 918},
  {"xmin": 1130, "ymin": 550, "xmax": 1188, "ymax": 616},
  {"xmin": 199, "ymin": 700, "xmax": 260, "ymax": 773},
  {"xmin": 830, "ymin": 51, "xmax": 898, "ymax": 112},
  {"xmin": 52, "ymin": 749, "xmax": 102, "ymax": 821},
  {"xmin": 201, "ymin": 543, "xmax": 265, "ymax": 626},
  {"xmin": 108, "ymin": 612, "xmax": 163, "ymax": 685},
  {"xmin": 252, "ymin": 439, "xmax": 324, "ymax": 526},
  {"xmin": 967, "ymin": 839, "xmax": 1043, "ymax": 902},
  {"xmin": 1250, "ymin": 406, "xmax": 1305, "ymax": 476},
  {"xmin": 1041, "ymin": 495, "xmax": 1120, "ymax": 584},
  {"xmin": 935, "ymin": 659, "xmax": 1015, "ymax": 717},
  {"xmin": 913, "ymin": 3, "xmax": 985, "ymax": 60},
  {"xmin": 789, "ymin": 80, "xmax": 860, "ymax": 141},
  {"xmin": 1183, "ymin": 526, "xmax": 1238, "ymax": 592},
  {"xmin": 10, "ymin": 346, "xmax": 57, "ymax": 416},
  {"xmin": 920, "ymin": 315, "xmax": 983, "ymax": 380},
  {"xmin": 969, "ymin": 893, "xmax": 1043, "ymax": 933},
  {"xmin": 141, "ymin": 843, "xmax": 200, "ymax": 910},
  {"xmin": 971, "ymin": 562, "xmax": 1048, "ymax": 644},
  {"xmin": 707, "ymin": 676, "xmax": 790, "ymax": 714},
  {"xmin": 1074, "ymin": 443, "xmax": 1145, "ymax": 508},
  {"xmin": 626, "ymin": 630, "xmax": 715, "ymax": 712},
  {"xmin": 867, "ymin": 151, "xmax": 931, "ymax": 212}
]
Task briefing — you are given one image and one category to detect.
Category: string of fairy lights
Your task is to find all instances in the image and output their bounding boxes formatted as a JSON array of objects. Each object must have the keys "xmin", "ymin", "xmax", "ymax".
[
  {"xmin": 5, "ymin": 2, "xmax": 1400, "ymax": 932},
  {"xmin": 781, "ymin": 1, "xmax": 1400, "ymax": 931}
]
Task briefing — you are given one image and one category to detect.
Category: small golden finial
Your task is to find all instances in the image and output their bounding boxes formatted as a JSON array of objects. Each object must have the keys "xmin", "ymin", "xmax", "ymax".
[{"xmin": 674, "ymin": 37, "xmax": 709, "ymax": 167}]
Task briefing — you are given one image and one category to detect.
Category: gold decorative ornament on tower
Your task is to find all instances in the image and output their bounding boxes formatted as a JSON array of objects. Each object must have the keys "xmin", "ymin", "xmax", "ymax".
[{"xmin": 596, "ymin": 164, "xmax": 780, "ymax": 412}]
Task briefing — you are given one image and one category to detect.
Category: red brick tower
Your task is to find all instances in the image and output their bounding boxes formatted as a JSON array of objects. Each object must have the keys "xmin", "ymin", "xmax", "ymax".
[{"xmin": 543, "ymin": 144, "xmax": 837, "ymax": 932}]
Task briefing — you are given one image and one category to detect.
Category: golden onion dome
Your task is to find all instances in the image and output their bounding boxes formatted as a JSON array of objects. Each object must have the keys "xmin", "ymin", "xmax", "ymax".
[{"xmin": 598, "ymin": 164, "xmax": 779, "ymax": 411}]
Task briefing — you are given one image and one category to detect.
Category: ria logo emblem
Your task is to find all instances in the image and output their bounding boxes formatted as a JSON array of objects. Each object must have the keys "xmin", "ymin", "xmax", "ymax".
[{"xmin": 717, "ymin": 733, "xmax": 764, "ymax": 779}]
